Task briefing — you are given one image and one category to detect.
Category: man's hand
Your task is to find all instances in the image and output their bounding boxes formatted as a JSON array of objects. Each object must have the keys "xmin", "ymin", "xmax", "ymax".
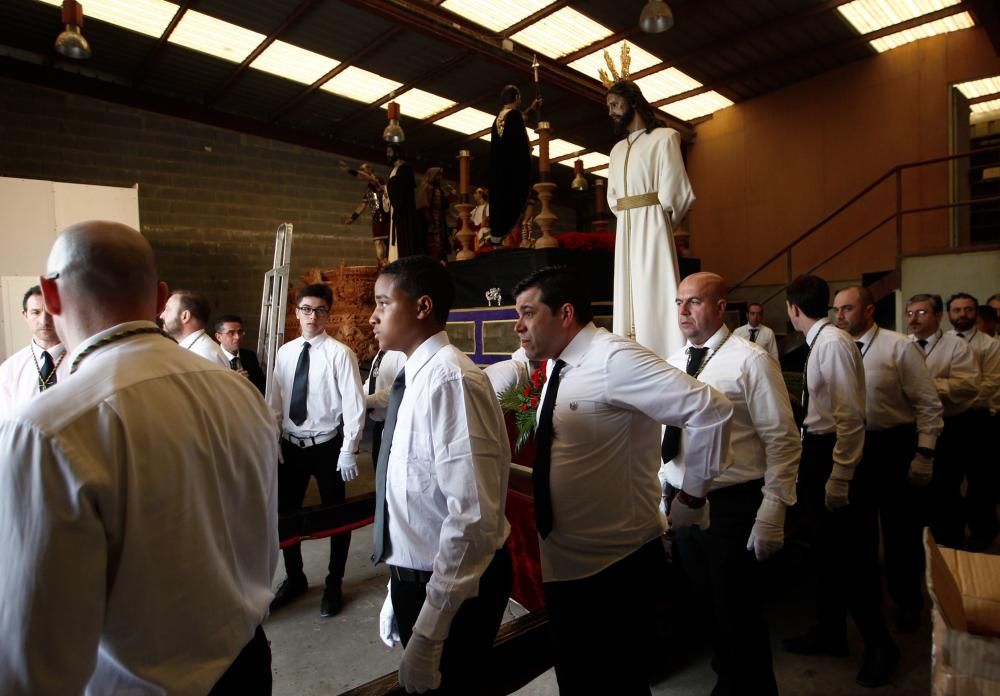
[
  {"xmin": 337, "ymin": 451, "xmax": 359, "ymax": 482},
  {"xmin": 824, "ymin": 477, "xmax": 850, "ymax": 511},
  {"xmin": 379, "ymin": 592, "xmax": 400, "ymax": 647},
  {"xmin": 907, "ymin": 452, "xmax": 933, "ymax": 487},
  {"xmin": 235, "ymin": 368, "xmax": 250, "ymax": 379},
  {"xmin": 398, "ymin": 630, "xmax": 443, "ymax": 693},
  {"xmin": 669, "ymin": 492, "xmax": 710, "ymax": 530},
  {"xmin": 746, "ymin": 496, "xmax": 785, "ymax": 561}
]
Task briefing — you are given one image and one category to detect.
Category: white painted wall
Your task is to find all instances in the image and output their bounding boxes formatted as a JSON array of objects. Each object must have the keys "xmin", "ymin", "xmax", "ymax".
[{"xmin": 900, "ymin": 249, "xmax": 1000, "ymax": 330}]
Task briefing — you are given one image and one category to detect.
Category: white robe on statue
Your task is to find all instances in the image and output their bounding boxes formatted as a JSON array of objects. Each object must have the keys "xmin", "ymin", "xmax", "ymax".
[{"xmin": 607, "ymin": 127, "xmax": 695, "ymax": 360}]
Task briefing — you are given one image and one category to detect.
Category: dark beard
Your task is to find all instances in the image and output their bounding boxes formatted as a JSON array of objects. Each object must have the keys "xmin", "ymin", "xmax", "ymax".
[
  {"xmin": 952, "ymin": 317, "xmax": 975, "ymax": 331},
  {"xmin": 611, "ymin": 104, "xmax": 636, "ymax": 138}
]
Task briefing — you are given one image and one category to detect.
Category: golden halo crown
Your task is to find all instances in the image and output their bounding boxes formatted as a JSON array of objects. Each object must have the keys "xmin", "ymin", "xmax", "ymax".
[{"xmin": 598, "ymin": 43, "xmax": 631, "ymax": 89}]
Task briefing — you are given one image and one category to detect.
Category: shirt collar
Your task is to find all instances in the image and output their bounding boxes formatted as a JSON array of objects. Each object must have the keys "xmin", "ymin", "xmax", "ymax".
[
  {"xmin": 299, "ymin": 331, "xmax": 328, "ymax": 348},
  {"xmin": 805, "ymin": 318, "xmax": 831, "ymax": 345},
  {"xmin": 69, "ymin": 320, "xmax": 160, "ymax": 371},
  {"xmin": 179, "ymin": 328, "xmax": 206, "ymax": 349},
  {"xmin": 686, "ymin": 324, "xmax": 729, "ymax": 352},
  {"xmin": 911, "ymin": 328, "xmax": 941, "ymax": 349},
  {"xmin": 30, "ymin": 339, "xmax": 64, "ymax": 358},
  {"xmin": 222, "ymin": 348, "xmax": 238, "ymax": 361},
  {"xmin": 404, "ymin": 331, "xmax": 450, "ymax": 385},
  {"xmin": 553, "ymin": 322, "xmax": 598, "ymax": 371},
  {"xmin": 858, "ymin": 323, "xmax": 878, "ymax": 346},
  {"xmin": 950, "ymin": 327, "xmax": 976, "ymax": 341}
]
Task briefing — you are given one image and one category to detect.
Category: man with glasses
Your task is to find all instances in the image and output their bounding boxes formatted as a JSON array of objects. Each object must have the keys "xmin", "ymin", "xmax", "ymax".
[
  {"xmin": 906, "ymin": 294, "xmax": 979, "ymax": 549},
  {"xmin": 215, "ymin": 314, "xmax": 266, "ymax": 395},
  {"xmin": 268, "ymin": 284, "xmax": 366, "ymax": 617}
]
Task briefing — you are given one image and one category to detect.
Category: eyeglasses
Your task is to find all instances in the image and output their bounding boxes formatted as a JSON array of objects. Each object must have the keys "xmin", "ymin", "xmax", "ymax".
[
  {"xmin": 905, "ymin": 309, "xmax": 931, "ymax": 318},
  {"xmin": 297, "ymin": 305, "xmax": 329, "ymax": 317}
]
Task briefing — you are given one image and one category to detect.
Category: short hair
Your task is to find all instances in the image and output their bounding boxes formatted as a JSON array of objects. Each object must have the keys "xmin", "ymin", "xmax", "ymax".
[
  {"xmin": 946, "ymin": 292, "xmax": 979, "ymax": 310},
  {"xmin": 378, "ymin": 255, "xmax": 453, "ymax": 324},
  {"xmin": 907, "ymin": 293, "xmax": 943, "ymax": 314},
  {"xmin": 214, "ymin": 314, "xmax": 243, "ymax": 334},
  {"xmin": 837, "ymin": 284, "xmax": 874, "ymax": 308},
  {"xmin": 607, "ymin": 80, "xmax": 664, "ymax": 134},
  {"xmin": 172, "ymin": 289, "xmax": 211, "ymax": 325},
  {"xmin": 785, "ymin": 275, "xmax": 829, "ymax": 320},
  {"xmin": 500, "ymin": 84, "xmax": 520, "ymax": 105},
  {"xmin": 513, "ymin": 265, "xmax": 594, "ymax": 325},
  {"xmin": 299, "ymin": 283, "xmax": 333, "ymax": 307},
  {"xmin": 387, "ymin": 143, "xmax": 405, "ymax": 161},
  {"xmin": 22, "ymin": 285, "xmax": 41, "ymax": 312},
  {"xmin": 747, "ymin": 302, "xmax": 763, "ymax": 311},
  {"xmin": 989, "ymin": 293, "xmax": 1000, "ymax": 304},
  {"xmin": 979, "ymin": 305, "xmax": 998, "ymax": 323}
]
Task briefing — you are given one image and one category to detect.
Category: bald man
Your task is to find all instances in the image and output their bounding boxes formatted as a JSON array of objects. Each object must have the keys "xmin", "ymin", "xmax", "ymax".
[
  {"xmin": 160, "ymin": 289, "xmax": 230, "ymax": 368},
  {"xmin": 0, "ymin": 221, "xmax": 279, "ymax": 695},
  {"xmin": 662, "ymin": 273, "xmax": 800, "ymax": 696}
]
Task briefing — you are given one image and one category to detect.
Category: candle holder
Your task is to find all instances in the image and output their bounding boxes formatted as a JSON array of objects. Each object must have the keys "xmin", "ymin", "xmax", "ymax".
[
  {"xmin": 592, "ymin": 178, "xmax": 609, "ymax": 232},
  {"xmin": 532, "ymin": 181, "xmax": 558, "ymax": 249},
  {"xmin": 455, "ymin": 203, "xmax": 476, "ymax": 260}
]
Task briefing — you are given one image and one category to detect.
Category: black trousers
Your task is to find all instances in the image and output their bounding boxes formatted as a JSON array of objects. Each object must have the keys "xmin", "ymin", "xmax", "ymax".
[
  {"xmin": 798, "ymin": 433, "xmax": 890, "ymax": 648},
  {"xmin": 278, "ymin": 435, "xmax": 349, "ymax": 585},
  {"xmin": 371, "ymin": 420, "xmax": 385, "ymax": 476},
  {"xmin": 208, "ymin": 625, "xmax": 271, "ymax": 695},
  {"xmin": 862, "ymin": 424, "xmax": 925, "ymax": 613},
  {"xmin": 543, "ymin": 538, "xmax": 666, "ymax": 696},
  {"xmin": 675, "ymin": 479, "xmax": 777, "ymax": 696},
  {"xmin": 391, "ymin": 545, "xmax": 512, "ymax": 695},
  {"xmin": 932, "ymin": 408, "xmax": 995, "ymax": 549}
]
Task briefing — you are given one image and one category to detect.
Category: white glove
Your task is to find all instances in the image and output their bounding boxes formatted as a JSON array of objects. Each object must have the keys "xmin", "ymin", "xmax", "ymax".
[
  {"xmin": 908, "ymin": 452, "xmax": 933, "ymax": 487},
  {"xmin": 379, "ymin": 592, "xmax": 400, "ymax": 647},
  {"xmin": 398, "ymin": 630, "xmax": 444, "ymax": 693},
  {"xmin": 337, "ymin": 451, "xmax": 359, "ymax": 482},
  {"xmin": 746, "ymin": 496, "xmax": 785, "ymax": 561},
  {"xmin": 669, "ymin": 493, "xmax": 710, "ymax": 530},
  {"xmin": 825, "ymin": 477, "xmax": 850, "ymax": 511}
]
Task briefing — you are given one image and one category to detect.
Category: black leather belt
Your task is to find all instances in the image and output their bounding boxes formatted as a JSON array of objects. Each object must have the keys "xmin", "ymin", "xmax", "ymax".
[{"xmin": 389, "ymin": 565, "xmax": 433, "ymax": 584}]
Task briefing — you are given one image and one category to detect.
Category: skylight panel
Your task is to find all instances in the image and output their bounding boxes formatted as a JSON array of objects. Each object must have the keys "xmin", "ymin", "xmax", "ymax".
[
  {"xmin": 589, "ymin": 167, "xmax": 609, "ymax": 178},
  {"xmin": 251, "ymin": 41, "xmax": 339, "ymax": 85},
  {"xmin": 435, "ymin": 108, "xmax": 496, "ymax": 135},
  {"xmin": 955, "ymin": 76, "xmax": 1000, "ymax": 99},
  {"xmin": 548, "ymin": 139, "xmax": 585, "ymax": 159},
  {"xmin": 837, "ymin": 0, "xmax": 960, "ymax": 34},
  {"xmin": 661, "ymin": 91, "xmax": 734, "ymax": 121},
  {"xmin": 439, "ymin": 0, "xmax": 555, "ymax": 32},
  {"xmin": 576, "ymin": 152, "xmax": 610, "ymax": 170},
  {"xmin": 635, "ymin": 68, "xmax": 703, "ymax": 102},
  {"xmin": 509, "ymin": 7, "xmax": 612, "ymax": 59},
  {"xmin": 971, "ymin": 98, "xmax": 1000, "ymax": 115},
  {"xmin": 35, "ymin": 0, "xmax": 178, "ymax": 38},
  {"xmin": 169, "ymin": 10, "xmax": 265, "ymax": 64},
  {"xmin": 868, "ymin": 12, "xmax": 974, "ymax": 53},
  {"xmin": 321, "ymin": 66, "xmax": 402, "ymax": 104},
  {"xmin": 386, "ymin": 89, "xmax": 456, "ymax": 119},
  {"xmin": 566, "ymin": 40, "xmax": 661, "ymax": 81}
]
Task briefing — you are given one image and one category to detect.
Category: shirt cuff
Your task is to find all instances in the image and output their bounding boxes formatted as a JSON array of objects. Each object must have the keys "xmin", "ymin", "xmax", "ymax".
[
  {"xmin": 413, "ymin": 596, "xmax": 460, "ymax": 641},
  {"xmin": 830, "ymin": 463, "xmax": 855, "ymax": 482},
  {"xmin": 916, "ymin": 433, "xmax": 937, "ymax": 450}
]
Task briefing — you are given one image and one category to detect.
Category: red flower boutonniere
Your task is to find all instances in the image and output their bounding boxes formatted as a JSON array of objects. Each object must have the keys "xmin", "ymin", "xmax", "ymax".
[{"xmin": 498, "ymin": 366, "xmax": 547, "ymax": 453}]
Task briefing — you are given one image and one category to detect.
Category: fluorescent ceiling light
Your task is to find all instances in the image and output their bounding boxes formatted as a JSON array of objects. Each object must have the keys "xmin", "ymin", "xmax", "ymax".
[
  {"xmin": 510, "ymin": 7, "xmax": 612, "ymax": 59},
  {"xmin": 661, "ymin": 91, "xmax": 734, "ymax": 121},
  {"xmin": 169, "ymin": 10, "xmax": 265, "ymax": 64},
  {"xmin": 567, "ymin": 40, "xmax": 660, "ymax": 81},
  {"xmin": 869, "ymin": 12, "xmax": 974, "ymax": 52},
  {"xmin": 251, "ymin": 41, "xmax": 339, "ymax": 85},
  {"xmin": 35, "ymin": 0, "xmax": 177, "ymax": 38},
  {"xmin": 435, "ymin": 107, "xmax": 496, "ymax": 135},
  {"xmin": 955, "ymin": 76, "xmax": 1000, "ymax": 99},
  {"xmin": 322, "ymin": 66, "xmax": 402, "ymax": 103},
  {"xmin": 576, "ymin": 152, "xmax": 610, "ymax": 169},
  {"xmin": 549, "ymin": 139, "xmax": 585, "ymax": 158},
  {"xmin": 635, "ymin": 67, "xmax": 703, "ymax": 102},
  {"xmin": 385, "ymin": 89, "xmax": 456, "ymax": 119},
  {"xmin": 837, "ymin": 0, "xmax": 960, "ymax": 34},
  {"xmin": 589, "ymin": 167, "xmax": 609, "ymax": 178},
  {"xmin": 439, "ymin": 0, "xmax": 555, "ymax": 32},
  {"xmin": 971, "ymin": 98, "xmax": 1000, "ymax": 115}
]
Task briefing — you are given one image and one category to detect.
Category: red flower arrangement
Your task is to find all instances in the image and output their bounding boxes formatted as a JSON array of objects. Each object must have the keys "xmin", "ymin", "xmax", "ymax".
[{"xmin": 498, "ymin": 366, "xmax": 547, "ymax": 454}]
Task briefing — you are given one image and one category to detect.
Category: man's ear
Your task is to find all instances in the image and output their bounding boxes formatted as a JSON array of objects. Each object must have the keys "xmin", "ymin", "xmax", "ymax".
[
  {"xmin": 39, "ymin": 276, "xmax": 62, "ymax": 317},
  {"xmin": 415, "ymin": 294, "xmax": 434, "ymax": 321},
  {"xmin": 156, "ymin": 281, "xmax": 169, "ymax": 317},
  {"xmin": 559, "ymin": 302, "xmax": 576, "ymax": 327}
]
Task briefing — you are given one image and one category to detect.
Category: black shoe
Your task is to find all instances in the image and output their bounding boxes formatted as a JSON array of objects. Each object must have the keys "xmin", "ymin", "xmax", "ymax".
[
  {"xmin": 856, "ymin": 641, "xmax": 900, "ymax": 688},
  {"xmin": 894, "ymin": 605, "xmax": 921, "ymax": 634},
  {"xmin": 270, "ymin": 575, "xmax": 308, "ymax": 611},
  {"xmin": 782, "ymin": 627, "xmax": 849, "ymax": 657},
  {"xmin": 320, "ymin": 584, "xmax": 342, "ymax": 618}
]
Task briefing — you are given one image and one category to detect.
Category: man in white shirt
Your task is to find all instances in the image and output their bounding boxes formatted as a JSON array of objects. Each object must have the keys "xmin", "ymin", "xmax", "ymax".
[
  {"xmin": 834, "ymin": 286, "xmax": 943, "ymax": 633},
  {"xmin": 215, "ymin": 314, "xmax": 266, "ymax": 395},
  {"xmin": 370, "ymin": 255, "xmax": 512, "ymax": 694},
  {"xmin": 513, "ymin": 265, "xmax": 733, "ymax": 695},
  {"xmin": 732, "ymin": 302, "xmax": 780, "ymax": 362},
  {"xmin": 268, "ymin": 283, "xmax": 365, "ymax": 617},
  {"xmin": 945, "ymin": 292, "xmax": 999, "ymax": 550},
  {"xmin": 364, "ymin": 348, "xmax": 406, "ymax": 473},
  {"xmin": 0, "ymin": 285, "xmax": 67, "ymax": 417},
  {"xmin": 663, "ymin": 272, "xmax": 799, "ymax": 696},
  {"xmin": 159, "ymin": 289, "xmax": 229, "ymax": 368},
  {"xmin": 783, "ymin": 275, "xmax": 897, "ymax": 689},
  {"xmin": 907, "ymin": 293, "xmax": 980, "ymax": 550},
  {"xmin": 0, "ymin": 220, "xmax": 278, "ymax": 695}
]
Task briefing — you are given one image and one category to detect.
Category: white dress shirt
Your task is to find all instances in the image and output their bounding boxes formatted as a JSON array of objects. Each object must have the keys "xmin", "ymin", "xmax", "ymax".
[
  {"xmin": 0, "ymin": 321, "xmax": 279, "ymax": 695},
  {"xmin": 366, "ymin": 350, "xmax": 407, "ymax": 422},
  {"xmin": 539, "ymin": 323, "xmax": 733, "ymax": 582},
  {"xmin": 268, "ymin": 332, "xmax": 366, "ymax": 452},
  {"xmin": 482, "ymin": 347, "xmax": 532, "ymax": 394},
  {"xmin": 0, "ymin": 340, "xmax": 67, "ymax": 418},
  {"xmin": 802, "ymin": 319, "xmax": 866, "ymax": 477},
  {"xmin": 733, "ymin": 323, "xmax": 780, "ymax": 362},
  {"xmin": 912, "ymin": 330, "xmax": 979, "ymax": 418},
  {"xmin": 384, "ymin": 331, "xmax": 511, "ymax": 641},
  {"xmin": 663, "ymin": 326, "xmax": 800, "ymax": 506},
  {"xmin": 948, "ymin": 328, "xmax": 1000, "ymax": 412},
  {"xmin": 857, "ymin": 324, "xmax": 942, "ymax": 449},
  {"xmin": 179, "ymin": 328, "xmax": 230, "ymax": 368}
]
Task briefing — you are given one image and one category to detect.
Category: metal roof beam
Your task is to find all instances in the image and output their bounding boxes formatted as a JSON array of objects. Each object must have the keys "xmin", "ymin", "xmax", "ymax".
[{"xmin": 131, "ymin": 0, "xmax": 194, "ymax": 86}]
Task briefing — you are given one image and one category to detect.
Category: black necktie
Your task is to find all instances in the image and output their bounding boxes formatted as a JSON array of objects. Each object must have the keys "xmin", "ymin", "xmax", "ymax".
[
  {"xmin": 372, "ymin": 370, "xmax": 407, "ymax": 564},
  {"xmin": 288, "ymin": 342, "xmax": 311, "ymax": 426},
  {"xmin": 917, "ymin": 338, "xmax": 928, "ymax": 350},
  {"xmin": 368, "ymin": 350, "xmax": 385, "ymax": 395},
  {"xmin": 661, "ymin": 347, "xmax": 710, "ymax": 463},
  {"xmin": 39, "ymin": 350, "xmax": 56, "ymax": 391},
  {"xmin": 749, "ymin": 328, "xmax": 758, "ymax": 343},
  {"xmin": 855, "ymin": 341, "xmax": 864, "ymax": 353},
  {"xmin": 957, "ymin": 332, "xmax": 966, "ymax": 340},
  {"xmin": 230, "ymin": 355, "xmax": 240, "ymax": 370},
  {"xmin": 533, "ymin": 359, "xmax": 566, "ymax": 540}
]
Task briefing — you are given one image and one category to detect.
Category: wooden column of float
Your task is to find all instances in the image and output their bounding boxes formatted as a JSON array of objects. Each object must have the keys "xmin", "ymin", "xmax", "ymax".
[{"xmin": 532, "ymin": 121, "xmax": 559, "ymax": 249}]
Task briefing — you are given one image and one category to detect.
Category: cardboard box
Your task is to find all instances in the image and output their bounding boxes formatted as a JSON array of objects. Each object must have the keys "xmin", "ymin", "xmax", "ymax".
[{"xmin": 925, "ymin": 529, "xmax": 1000, "ymax": 695}]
